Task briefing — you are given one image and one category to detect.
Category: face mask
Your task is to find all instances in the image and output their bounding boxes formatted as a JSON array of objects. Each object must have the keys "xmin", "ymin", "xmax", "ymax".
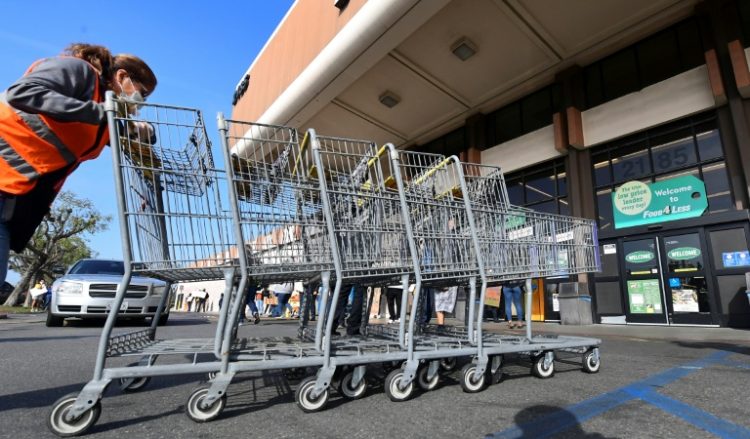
[
  {"xmin": 118, "ymin": 77, "xmax": 145, "ymax": 115},
  {"xmin": 119, "ymin": 77, "xmax": 144, "ymax": 102}
]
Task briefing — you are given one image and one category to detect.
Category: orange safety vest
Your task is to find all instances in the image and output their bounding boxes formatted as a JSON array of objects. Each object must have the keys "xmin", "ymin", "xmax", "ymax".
[{"xmin": 0, "ymin": 57, "xmax": 110, "ymax": 195}]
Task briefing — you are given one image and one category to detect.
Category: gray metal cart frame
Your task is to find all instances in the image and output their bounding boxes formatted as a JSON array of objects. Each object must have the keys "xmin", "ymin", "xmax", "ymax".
[
  {"xmin": 47, "ymin": 93, "xmax": 244, "ymax": 436},
  {"xmin": 48, "ymin": 96, "xmax": 604, "ymax": 437}
]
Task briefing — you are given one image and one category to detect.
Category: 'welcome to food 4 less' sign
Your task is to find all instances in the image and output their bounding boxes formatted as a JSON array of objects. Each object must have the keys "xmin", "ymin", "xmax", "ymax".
[{"xmin": 612, "ymin": 175, "xmax": 707, "ymax": 229}]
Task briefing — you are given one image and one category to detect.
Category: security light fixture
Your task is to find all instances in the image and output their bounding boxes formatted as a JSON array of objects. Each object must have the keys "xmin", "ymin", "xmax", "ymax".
[
  {"xmin": 379, "ymin": 91, "xmax": 400, "ymax": 108},
  {"xmin": 451, "ymin": 37, "xmax": 478, "ymax": 61}
]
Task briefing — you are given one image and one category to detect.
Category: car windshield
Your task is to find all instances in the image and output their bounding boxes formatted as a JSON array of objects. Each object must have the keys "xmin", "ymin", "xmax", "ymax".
[{"xmin": 69, "ymin": 260, "xmax": 125, "ymax": 275}]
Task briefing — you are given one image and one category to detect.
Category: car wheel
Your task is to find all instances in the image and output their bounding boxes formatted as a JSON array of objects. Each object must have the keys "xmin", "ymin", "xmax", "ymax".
[{"xmin": 46, "ymin": 311, "xmax": 64, "ymax": 327}]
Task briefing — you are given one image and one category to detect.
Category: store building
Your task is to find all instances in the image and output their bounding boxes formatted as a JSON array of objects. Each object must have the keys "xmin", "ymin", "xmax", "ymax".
[{"xmin": 231, "ymin": 0, "xmax": 750, "ymax": 328}]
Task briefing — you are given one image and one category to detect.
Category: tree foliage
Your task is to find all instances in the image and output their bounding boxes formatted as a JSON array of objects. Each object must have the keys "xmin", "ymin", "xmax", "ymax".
[{"xmin": 3, "ymin": 191, "xmax": 111, "ymax": 306}]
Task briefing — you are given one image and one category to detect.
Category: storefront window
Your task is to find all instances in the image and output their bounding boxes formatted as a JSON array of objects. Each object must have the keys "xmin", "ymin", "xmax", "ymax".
[
  {"xmin": 592, "ymin": 113, "xmax": 732, "ymax": 230},
  {"xmin": 504, "ymin": 159, "xmax": 568, "ymax": 214},
  {"xmin": 702, "ymin": 163, "xmax": 732, "ymax": 213},
  {"xmin": 596, "ymin": 189, "xmax": 614, "ymax": 231},
  {"xmin": 612, "ymin": 147, "xmax": 651, "ymax": 183},
  {"xmin": 695, "ymin": 125, "xmax": 723, "ymax": 161},
  {"xmin": 584, "ymin": 17, "xmax": 704, "ymax": 109},
  {"xmin": 710, "ymin": 228, "xmax": 750, "ymax": 270},
  {"xmin": 650, "ymin": 131, "xmax": 697, "ymax": 174}
]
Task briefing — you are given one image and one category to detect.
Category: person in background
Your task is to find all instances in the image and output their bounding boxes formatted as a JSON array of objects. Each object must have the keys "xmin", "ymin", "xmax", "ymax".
[
  {"xmin": 185, "ymin": 292, "xmax": 193, "ymax": 312},
  {"xmin": 503, "ymin": 280, "xmax": 526, "ymax": 329},
  {"xmin": 300, "ymin": 281, "xmax": 319, "ymax": 325},
  {"xmin": 30, "ymin": 280, "xmax": 47, "ymax": 312},
  {"xmin": 218, "ymin": 293, "xmax": 224, "ymax": 311},
  {"xmin": 239, "ymin": 283, "xmax": 261, "ymax": 325},
  {"xmin": 197, "ymin": 288, "xmax": 208, "ymax": 313},
  {"xmin": 270, "ymin": 282, "xmax": 294, "ymax": 318},
  {"xmin": 385, "ymin": 284, "xmax": 402, "ymax": 323},
  {"xmin": 434, "ymin": 285, "xmax": 457, "ymax": 329},
  {"xmin": 0, "ymin": 43, "xmax": 156, "ymax": 286},
  {"xmin": 417, "ymin": 286, "xmax": 434, "ymax": 332},
  {"xmin": 254, "ymin": 287, "xmax": 264, "ymax": 319}
]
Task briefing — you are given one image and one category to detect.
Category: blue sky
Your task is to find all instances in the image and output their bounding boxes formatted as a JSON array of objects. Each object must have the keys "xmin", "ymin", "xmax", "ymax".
[{"xmin": 1, "ymin": 0, "xmax": 294, "ymax": 283}]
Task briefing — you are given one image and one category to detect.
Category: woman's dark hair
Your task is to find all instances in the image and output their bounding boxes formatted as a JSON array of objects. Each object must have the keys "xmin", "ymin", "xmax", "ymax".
[
  {"xmin": 63, "ymin": 43, "xmax": 113, "ymax": 76},
  {"xmin": 112, "ymin": 54, "xmax": 157, "ymax": 98},
  {"xmin": 63, "ymin": 43, "xmax": 157, "ymax": 97}
]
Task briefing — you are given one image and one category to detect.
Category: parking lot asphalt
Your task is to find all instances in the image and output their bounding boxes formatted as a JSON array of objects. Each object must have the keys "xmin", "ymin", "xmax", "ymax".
[{"xmin": 1, "ymin": 313, "xmax": 748, "ymax": 439}]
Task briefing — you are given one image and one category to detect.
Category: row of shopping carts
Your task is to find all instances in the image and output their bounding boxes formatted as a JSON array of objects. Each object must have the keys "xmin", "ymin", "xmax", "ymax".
[{"xmin": 47, "ymin": 94, "xmax": 602, "ymax": 437}]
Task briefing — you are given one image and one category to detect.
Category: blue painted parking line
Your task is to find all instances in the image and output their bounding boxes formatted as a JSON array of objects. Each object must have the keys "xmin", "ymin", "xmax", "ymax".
[
  {"xmin": 486, "ymin": 351, "xmax": 749, "ymax": 439},
  {"xmin": 624, "ymin": 386, "xmax": 750, "ymax": 439}
]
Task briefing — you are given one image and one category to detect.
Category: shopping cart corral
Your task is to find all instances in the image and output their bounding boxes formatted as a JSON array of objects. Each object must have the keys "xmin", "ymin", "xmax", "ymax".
[{"xmin": 47, "ymin": 94, "xmax": 602, "ymax": 437}]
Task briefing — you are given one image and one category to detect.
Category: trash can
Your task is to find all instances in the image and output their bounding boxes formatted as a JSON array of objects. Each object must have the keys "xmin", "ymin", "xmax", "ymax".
[{"xmin": 558, "ymin": 282, "xmax": 593, "ymax": 325}]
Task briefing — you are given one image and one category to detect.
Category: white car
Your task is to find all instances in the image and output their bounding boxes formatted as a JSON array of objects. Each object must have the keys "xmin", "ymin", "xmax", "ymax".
[{"xmin": 46, "ymin": 259, "xmax": 169, "ymax": 327}]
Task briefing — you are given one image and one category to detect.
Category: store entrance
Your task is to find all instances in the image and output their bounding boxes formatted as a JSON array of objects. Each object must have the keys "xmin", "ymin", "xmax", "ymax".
[
  {"xmin": 622, "ymin": 229, "xmax": 718, "ymax": 325},
  {"xmin": 623, "ymin": 237, "xmax": 668, "ymax": 324}
]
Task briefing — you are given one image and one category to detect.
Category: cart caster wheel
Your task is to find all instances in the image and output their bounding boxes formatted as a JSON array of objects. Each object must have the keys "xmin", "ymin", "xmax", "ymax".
[
  {"xmin": 119, "ymin": 376, "xmax": 150, "ymax": 392},
  {"xmin": 296, "ymin": 376, "xmax": 330, "ymax": 412},
  {"xmin": 186, "ymin": 386, "xmax": 226, "ymax": 423},
  {"xmin": 460, "ymin": 363, "xmax": 487, "ymax": 393},
  {"xmin": 417, "ymin": 366, "xmax": 439, "ymax": 391},
  {"xmin": 338, "ymin": 370, "xmax": 367, "ymax": 400},
  {"xmin": 47, "ymin": 393, "xmax": 101, "ymax": 437},
  {"xmin": 532, "ymin": 354, "xmax": 555, "ymax": 379},
  {"xmin": 384, "ymin": 368, "xmax": 415, "ymax": 402},
  {"xmin": 439, "ymin": 357, "xmax": 457, "ymax": 372},
  {"xmin": 582, "ymin": 349, "xmax": 600, "ymax": 374}
]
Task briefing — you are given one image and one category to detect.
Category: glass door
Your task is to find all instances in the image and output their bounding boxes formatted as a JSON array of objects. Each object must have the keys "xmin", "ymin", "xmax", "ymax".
[
  {"xmin": 622, "ymin": 238, "xmax": 669, "ymax": 324},
  {"xmin": 661, "ymin": 231, "xmax": 717, "ymax": 325}
]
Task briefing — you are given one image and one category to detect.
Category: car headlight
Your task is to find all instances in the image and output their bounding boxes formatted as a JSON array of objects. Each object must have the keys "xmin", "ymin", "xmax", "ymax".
[
  {"xmin": 54, "ymin": 281, "xmax": 83, "ymax": 295},
  {"xmin": 152, "ymin": 286, "xmax": 166, "ymax": 296}
]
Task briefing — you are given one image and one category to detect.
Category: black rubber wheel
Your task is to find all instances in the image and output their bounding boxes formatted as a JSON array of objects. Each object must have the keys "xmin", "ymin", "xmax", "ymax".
[
  {"xmin": 582, "ymin": 349, "xmax": 600, "ymax": 374},
  {"xmin": 47, "ymin": 393, "xmax": 101, "ymax": 437},
  {"xmin": 439, "ymin": 357, "xmax": 458, "ymax": 372},
  {"xmin": 416, "ymin": 365, "xmax": 439, "ymax": 391},
  {"xmin": 531, "ymin": 353, "xmax": 555, "ymax": 379},
  {"xmin": 295, "ymin": 376, "xmax": 330, "ymax": 413},
  {"xmin": 46, "ymin": 311, "xmax": 64, "ymax": 328},
  {"xmin": 459, "ymin": 363, "xmax": 487, "ymax": 393},
  {"xmin": 119, "ymin": 376, "xmax": 150, "ymax": 392},
  {"xmin": 384, "ymin": 368, "xmax": 415, "ymax": 402},
  {"xmin": 185, "ymin": 386, "xmax": 226, "ymax": 423},
  {"xmin": 338, "ymin": 370, "xmax": 367, "ymax": 400}
]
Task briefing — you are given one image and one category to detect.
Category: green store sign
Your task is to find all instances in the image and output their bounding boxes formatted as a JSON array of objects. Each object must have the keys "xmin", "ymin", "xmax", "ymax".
[
  {"xmin": 504, "ymin": 212, "xmax": 526, "ymax": 229},
  {"xmin": 612, "ymin": 175, "xmax": 708, "ymax": 229},
  {"xmin": 625, "ymin": 250, "xmax": 655, "ymax": 264},
  {"xmin": 667, "ymin": 246, "xmax": 701, "ymax": 261}
]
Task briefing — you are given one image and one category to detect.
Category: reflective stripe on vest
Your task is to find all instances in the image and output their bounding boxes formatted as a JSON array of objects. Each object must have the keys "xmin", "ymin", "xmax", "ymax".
[
  {"xmin": 4, "ymin": 99, "xmax": 77, "ymax": 165},
  {"xmin": 0, "ymin": 135, "xmax": 38, "ymax": 180}
]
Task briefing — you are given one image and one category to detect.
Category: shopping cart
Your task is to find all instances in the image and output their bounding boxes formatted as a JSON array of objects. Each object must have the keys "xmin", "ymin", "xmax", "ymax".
[
  {"xmin": 47, "ymin": 93, "xmax": 241, "ymax": 436},
  {"xmin": 385, "ymin": 150, "xmax": 602, "ymax": 393}
]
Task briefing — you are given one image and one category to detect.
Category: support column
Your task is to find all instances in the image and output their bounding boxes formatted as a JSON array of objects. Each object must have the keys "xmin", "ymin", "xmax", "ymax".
[{"xmin": 697, "ymin": 0, "xmax": 750, "ymax": 208}]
